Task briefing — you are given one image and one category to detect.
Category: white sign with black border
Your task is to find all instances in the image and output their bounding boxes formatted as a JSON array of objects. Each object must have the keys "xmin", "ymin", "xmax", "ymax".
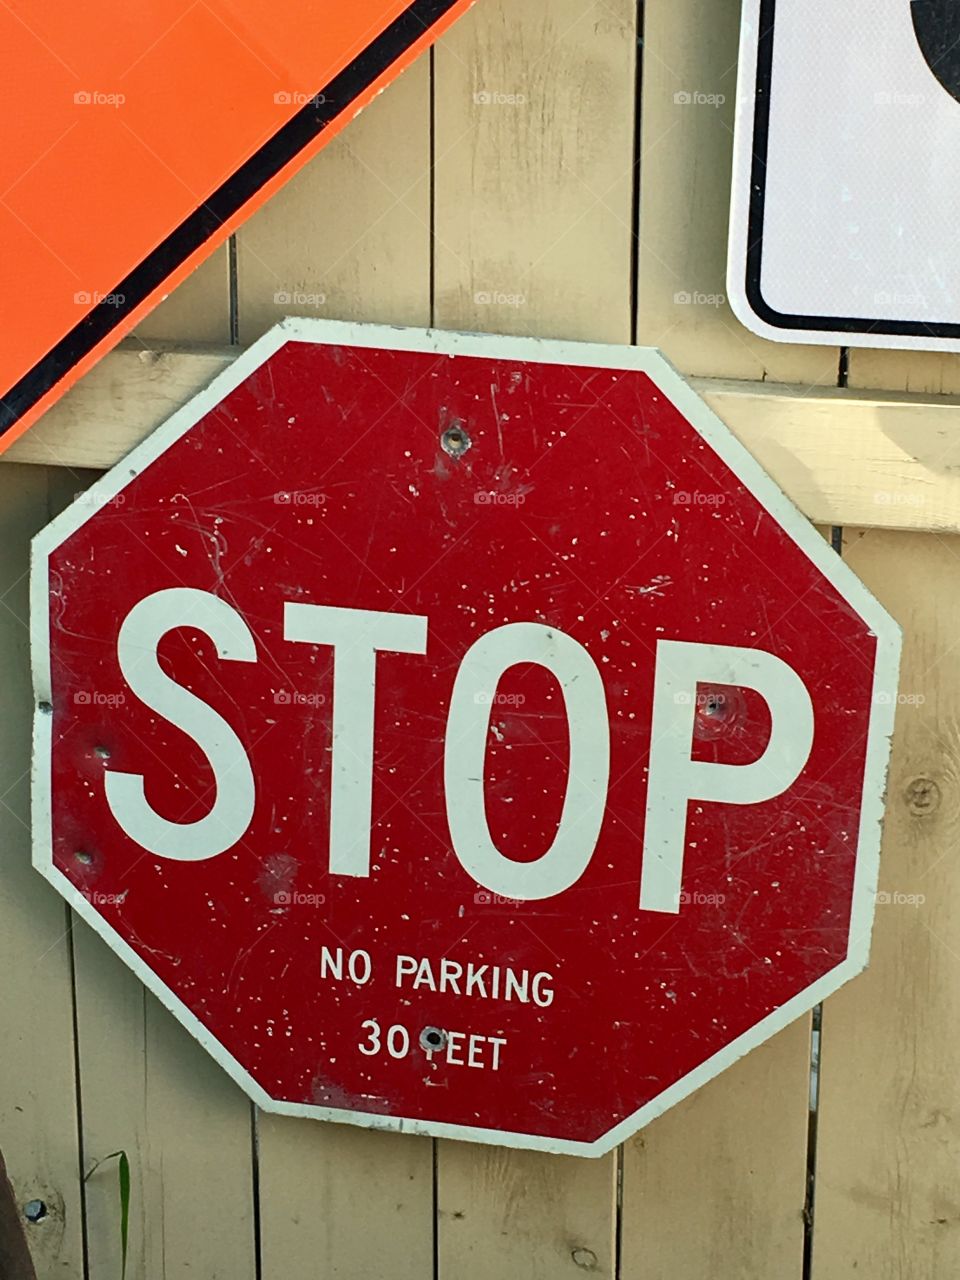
[{"xmin": 729, "ymin": 0, "xmax": 960, "ymax": 351}]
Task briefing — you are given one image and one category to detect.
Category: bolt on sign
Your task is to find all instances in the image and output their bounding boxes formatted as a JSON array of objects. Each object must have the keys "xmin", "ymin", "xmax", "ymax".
[
  {"xmin": 31, "ymin": 323, "xmax": 901, "ymax": 1155},
  {"xmin": 729, "ymin": 0, "xmax": 960, "ymax": 350},
  {"xmin": 0, "ymin": 0, "xmax": 475, "ymax": 452}
]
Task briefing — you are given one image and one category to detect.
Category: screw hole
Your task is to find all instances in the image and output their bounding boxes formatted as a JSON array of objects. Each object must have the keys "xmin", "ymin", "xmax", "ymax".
[
  {"xmin": 23, "ymin": 1199, "xmax": 47, "ymax": 1223},
  {"xmin": 420, "ymin": 1026, "xmax": 447, "ymax": 1053},
  {"xmin": 441, "ymin": 423, "xmax": 471, "ymax": 458}
]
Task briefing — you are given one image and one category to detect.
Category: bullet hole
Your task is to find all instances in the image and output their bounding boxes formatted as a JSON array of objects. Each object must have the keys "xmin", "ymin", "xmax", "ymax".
[
  {"xmin": 75, "ymin": 850, "xmax": 94, "ymax": 866},
  {"xmin": 38, "ymin": 702, "xmax": 52, "ymax": 715},
  {"xmin": 693, "ymin": 686, "xmax": 746, "ymax": 741},
  {"xmin": 571, "ymin": 1247, "xmax": 598, "ymax": 1270},
  {"xmin": 905, "ymin": 776, "xmax": 941, "ymax": 818},
  {"xmin": 93, "ymin": 745, "xmax": 111, "ymax": 761},
  {"xmin": 441, "ymin": 422, "xmax": 471, "ymax": 459},
  {"xmin": 23, "ymin": 1199, "xmax": 47, "ymax": 1223},
  {"xmin": 420, "ymin": 1026, "xmax": 447, "ymax": 1053}
]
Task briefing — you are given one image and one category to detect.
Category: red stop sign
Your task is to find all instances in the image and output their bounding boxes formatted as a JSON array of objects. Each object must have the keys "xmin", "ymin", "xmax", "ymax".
[{"xmin": 32, "ymin": 323, "xmax": 900, "ymax": 1155}]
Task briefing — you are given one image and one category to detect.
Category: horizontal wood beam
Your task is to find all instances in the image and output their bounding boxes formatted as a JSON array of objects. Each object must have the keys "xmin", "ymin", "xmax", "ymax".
[{"xmin": 7, "ymin": 343, "xmax": 960, "ymax": 534}]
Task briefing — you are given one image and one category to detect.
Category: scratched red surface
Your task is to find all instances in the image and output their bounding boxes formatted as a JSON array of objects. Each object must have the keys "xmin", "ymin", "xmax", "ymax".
[{"xmin": 45, "ymin": 339, "xmax": 876, "ymax": 1143}]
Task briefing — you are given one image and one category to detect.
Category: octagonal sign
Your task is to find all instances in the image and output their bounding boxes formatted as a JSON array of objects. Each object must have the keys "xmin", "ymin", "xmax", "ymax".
[{"xmin": 31, "ymin": 321, "xmax": 900, "ymax": 1155}]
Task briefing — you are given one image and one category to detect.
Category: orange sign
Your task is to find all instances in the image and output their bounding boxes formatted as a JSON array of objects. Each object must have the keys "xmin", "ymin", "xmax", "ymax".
[{"xmin": 0, "ymin": 0, "xmax": 475, "ymax": 450}]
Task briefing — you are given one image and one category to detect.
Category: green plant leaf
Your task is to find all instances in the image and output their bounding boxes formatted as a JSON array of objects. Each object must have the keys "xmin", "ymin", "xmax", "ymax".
[
  {"xmin": 117, "ymin": 1151, "xmax": 130, "ymax": 1280},
  {"xmin": 84, "ymin": 1150, "xmax": 130, "ymax": 1280}
]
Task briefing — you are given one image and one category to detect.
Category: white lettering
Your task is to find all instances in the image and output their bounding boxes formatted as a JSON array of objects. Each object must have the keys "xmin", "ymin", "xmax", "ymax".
[
  {"xmin": 283, "ymin": 604, "xmax": 428, "ymax": 878},
  {"xmin": 465, "ymin": 964, "xmax": 488, "ymax": 999},
  {"xmin": 642, "ymin": 641, "xmax": 815, "ymax": 914},
  {"xmin": 504, "ymin": 969, "xmax": 528, "ymax": 1003},
  {"xmin": 359, "ymin": 1018, "xmax": 380, "ymax": 1056},
  {"xmin": 348, "ymin": 950, "xmax": 372, "ymax": 986},
  {"xmin": 439, "ymin": 959, "xmax": 463, "ymax": 994},
  {"xmin": 412, "ymin": 958, "xmax": 437, "ymax": 991},
  {"xmin": 444, "ymin": 623, "xmax": 609, "ymax": 900},
  {"xmin": 387, "ymin": 1024, "xmax": 410, "ymax": 1058},
  {"xmin": 395, "ymin": 956, "xmax": 555, "ymax": 1007},
  {"xmin": 320, "ymin": 946, "xmax": 342, "ymax": 980},
  {"xmin": 105, "ymin": 589, "xmax": 256, "ymax": 860},
  {"xmin": 467, "ymin": 1035, "xmax": 484, "ymax": 1068},
  {"xmin": 321, "ymin": 947, "xmax": 372, "ymax": 985},
  {"xmin": 362, "ymin": 1018, "xmax": 507, "ymax": 1070},
  {"xmin": 531, "ymin": 972, "xmax": 554, "ymax": 1008}
]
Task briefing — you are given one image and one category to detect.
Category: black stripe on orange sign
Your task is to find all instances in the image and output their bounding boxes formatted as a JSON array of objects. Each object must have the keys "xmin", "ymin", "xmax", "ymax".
[{"xmin": 0, "ymin": 0, "xmax": 462, "ymax": 438}]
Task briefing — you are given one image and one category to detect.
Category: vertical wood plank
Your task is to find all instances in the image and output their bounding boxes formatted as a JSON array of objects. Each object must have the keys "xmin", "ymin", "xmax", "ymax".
[
  {"xmin": 434, "ymin": 0, "xmax": 636, "ymax": 345},
  {"xmin": 438, "ymin": 1149, "xmax": 617, "ymax": 1278},
  {"xmin": 811, "ymin": 482, "xmax": 960, "ymax": 1263},
  {"xmin": 71, "ymin": 925, "xmax": 258, "ymax": 1279},
  {"xmin": 51, "ymin": 467, "xmax": 257, "ymax": 1280},
  {"xmin": 132, "ymin": 247, "xmax": 231, "ymax": 345},
  {"xmin": 257, "ymin": 1122, "xmax": 434, "ymax": 1279},
  {"xmin": 236, "ymin": 61, "xmax": 432, "ymax": 340},
  {"xmin": 234, "ymin": 60, "xmax": 438, "ymax": 1280},
  {"xmin": 637, "ymin": 0, "xmax": 838, "ymax": 385},
  {"xmin": 433, "ymin": 3, "xmax": 633, "ymax": 1274},
  {"xmin": 0, "ymin": 464, "xmax": 84, "ymax": 1278}
]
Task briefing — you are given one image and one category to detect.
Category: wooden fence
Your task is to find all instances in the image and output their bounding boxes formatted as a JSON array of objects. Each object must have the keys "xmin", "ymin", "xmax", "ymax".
[{"xmin": 2, "ymin": 0, "xmax": 958, "ymax": 1275}]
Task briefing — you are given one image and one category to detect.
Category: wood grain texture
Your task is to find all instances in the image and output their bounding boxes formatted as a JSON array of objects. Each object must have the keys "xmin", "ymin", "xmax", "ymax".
[
  {"xmin": 72, "ymin": 922, "xmax": 257, "ymax": 1279},
  {"xmin": 236, "ymin": 61, "xmax": 432, "ymax": 341},
  {"xmin": 258, "ymin": 1121, "xmax": 433, "ymax": 1280},
  {"xmin": 813, "ymin": 526, "xmax": 960, "ymax": 1278},
  {"xmin": 434, "ymin": 0, "xmax": 636, "ymax": 343},
  {"xmin": 438, "ymin": 1145, "xmax": 617, "ymax": 1279},
  {"xmin": 848, "ymin": 349, "xmax": 960, "ymax": 396},
  {"xmin": 812, "ymin": 334, "xmax": 960, "ymax": 1274},
  {"xmin": 702, "ymin": 380, "xmax": 960, "ymax": 533},
  {"xmin": 7, "ymin": 347, "xmax": 234, "ymax": 472},
  {"xmin": 637, "ymin": 0, "xmax": 838, "ymax": 385},
  {"xmin": 0, "ymin": 465, "xmax": 83, "ymax": 1278}
]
